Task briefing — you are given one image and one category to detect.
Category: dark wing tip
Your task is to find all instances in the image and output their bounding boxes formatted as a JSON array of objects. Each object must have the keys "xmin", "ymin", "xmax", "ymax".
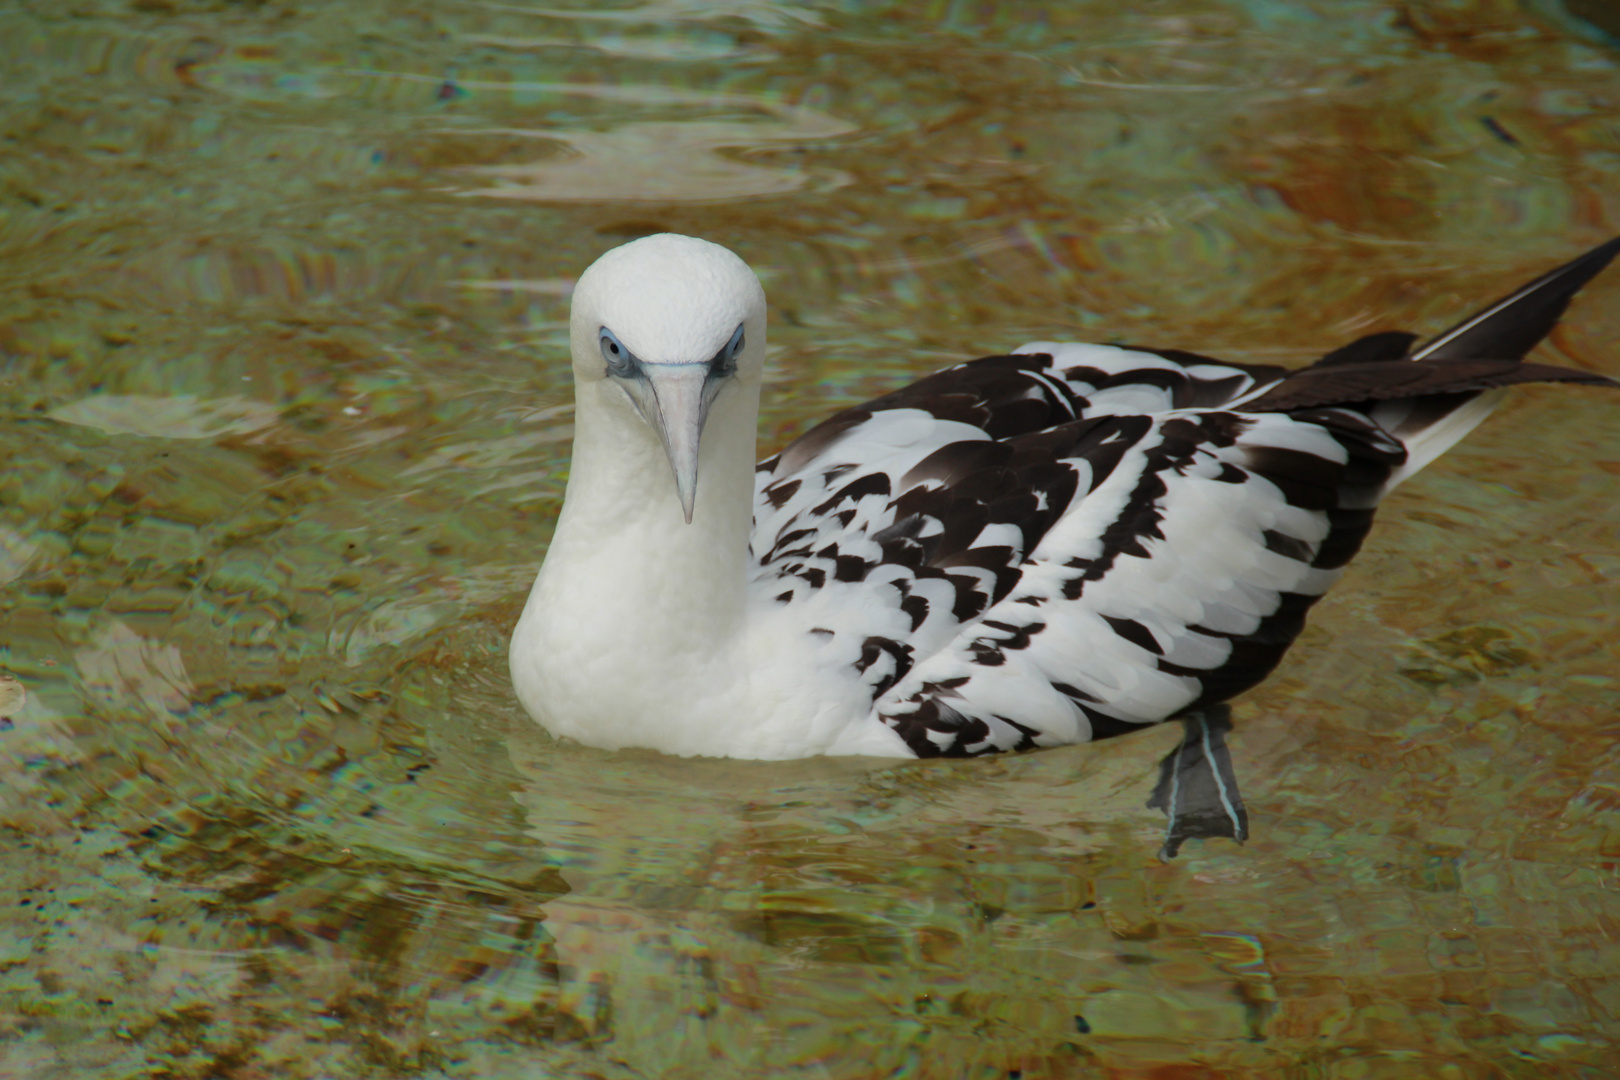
[
  {"xmin": 1244, "ymin": 358, "xmax": 1619, "ymax": 413},
  {"xmin": 1245, "ymin": 237, "xmax": 1620, "ymax": 412},
  {"xmin": 1312, "ymin": 330, "xmax": 1420, "ymax": 368},
  {"xmin": 1412, "ymin": 235, "xmax": 1620, "ymax": 363}
]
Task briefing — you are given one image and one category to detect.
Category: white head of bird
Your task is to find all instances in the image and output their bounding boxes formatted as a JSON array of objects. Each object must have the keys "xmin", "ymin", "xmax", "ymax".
[
  {"xmin": 566, "ymin": 233, "xmax": 767, "ymax": 525},
  {"xmin": 512, "ymin": 234, "xmax": 787, "ymax": 755}
]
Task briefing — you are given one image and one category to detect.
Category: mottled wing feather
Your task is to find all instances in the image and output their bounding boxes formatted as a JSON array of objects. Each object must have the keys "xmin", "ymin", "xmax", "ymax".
[
  {"xmin": 873, "ymin": 398, "xmax": 1406, "ymax": 756},
  {"xmin": 750, "ymin": 344, "xmax": 1329, "ymax": 754}
]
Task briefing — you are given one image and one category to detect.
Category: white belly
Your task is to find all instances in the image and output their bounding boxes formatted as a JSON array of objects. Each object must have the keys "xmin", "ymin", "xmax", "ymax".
[{"xmin": 509, "ymin": 581, "xmax": 913, "ymax": 760}]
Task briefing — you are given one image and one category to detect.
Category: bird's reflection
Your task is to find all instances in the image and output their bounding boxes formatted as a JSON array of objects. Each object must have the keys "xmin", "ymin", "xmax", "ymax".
[{"xmin": 495, "ymin": 714, "xmax": 1250, "ymax": 1062}]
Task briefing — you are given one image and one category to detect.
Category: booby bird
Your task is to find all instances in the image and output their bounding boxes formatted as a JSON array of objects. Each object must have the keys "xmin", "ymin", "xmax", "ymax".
[{"xmin": 511, "ymin": 235, "xmax": 1618, "ymax": 786}]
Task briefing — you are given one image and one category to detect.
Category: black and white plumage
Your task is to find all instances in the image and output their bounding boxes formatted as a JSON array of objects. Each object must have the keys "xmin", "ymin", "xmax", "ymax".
[{"xmin": 511, "ymin": 235, "xmax": 1618, "ymax": 773}]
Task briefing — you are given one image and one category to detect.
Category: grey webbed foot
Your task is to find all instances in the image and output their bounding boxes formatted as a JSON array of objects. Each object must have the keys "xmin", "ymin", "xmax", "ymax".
[{"xmin": 1147, "ymin": 705, "xmax": 1249, "ymax": 861}]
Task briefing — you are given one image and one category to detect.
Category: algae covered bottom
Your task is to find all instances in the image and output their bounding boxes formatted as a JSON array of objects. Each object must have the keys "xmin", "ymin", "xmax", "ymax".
[{"xmin": 2, "ymin": 1, "xmax": 1620, "ymax": 1077}]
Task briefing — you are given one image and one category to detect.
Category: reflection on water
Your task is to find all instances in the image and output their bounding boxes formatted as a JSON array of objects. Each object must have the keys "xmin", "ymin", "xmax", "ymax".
[
  {"xmin": 431, "ymin": 81, "xmax": 856, "ymax": 203},
  {"xmin": 2, "ymin": 0, "xmax": 1619, "ymax": 1076}
]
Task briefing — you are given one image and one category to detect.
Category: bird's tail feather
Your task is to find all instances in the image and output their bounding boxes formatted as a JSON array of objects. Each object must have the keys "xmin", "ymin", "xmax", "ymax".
[
  {"xmin": 1411, "ymin": 235, "xmax": 1620, "ymax": 362},
  {"xmin": 1243, "ymin": 237, "xmax": 1619, "ymax": 489}
]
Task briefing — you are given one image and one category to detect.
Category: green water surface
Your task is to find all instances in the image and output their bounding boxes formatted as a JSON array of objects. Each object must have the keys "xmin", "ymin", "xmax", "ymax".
[{"xmin": 2, "ymin": 1, "xmax": 1620, "ymax": 1076}]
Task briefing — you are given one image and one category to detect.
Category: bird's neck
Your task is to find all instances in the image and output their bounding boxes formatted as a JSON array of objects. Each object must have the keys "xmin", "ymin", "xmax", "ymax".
[{"xmin": 534, "ymin": 379, "xmax": 760, "ymax": 650}]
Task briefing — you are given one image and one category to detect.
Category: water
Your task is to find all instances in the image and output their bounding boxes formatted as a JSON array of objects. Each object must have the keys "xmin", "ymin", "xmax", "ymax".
[{"xmin": 2, "ymin": 1, "xmax": 1619, "ymax": 1076}]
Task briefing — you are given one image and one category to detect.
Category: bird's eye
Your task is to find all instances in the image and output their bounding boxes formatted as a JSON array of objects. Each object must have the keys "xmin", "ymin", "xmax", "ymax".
[
  {"xmin": 599, "ymin": 328, "xmax": 635, "ymax": 376},
  {"xmin": 710, "ymin": 323, "xmax": 745, "ymax": 378}
]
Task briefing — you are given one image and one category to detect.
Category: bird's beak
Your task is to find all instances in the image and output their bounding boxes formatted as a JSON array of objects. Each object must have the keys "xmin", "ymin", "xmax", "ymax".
[{"xmin": 626, "ymin": 364, "xmax": 712, "ymax": 524}]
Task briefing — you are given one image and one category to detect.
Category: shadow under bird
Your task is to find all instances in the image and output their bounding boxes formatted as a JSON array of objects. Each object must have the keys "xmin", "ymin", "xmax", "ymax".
[{"xmin": 510, "ymin": 233, "xmax": 1619, "ymax": 857}]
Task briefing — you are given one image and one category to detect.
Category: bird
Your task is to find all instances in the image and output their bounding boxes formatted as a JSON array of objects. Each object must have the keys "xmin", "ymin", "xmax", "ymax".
[{"xmin": 509, "ymin": 232, "xmax": 1617, "ymax": 850}]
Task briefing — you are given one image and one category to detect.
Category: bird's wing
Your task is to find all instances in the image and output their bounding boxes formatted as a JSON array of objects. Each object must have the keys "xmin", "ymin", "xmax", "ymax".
[
  {"xmin": 863, "ymin": 391, "xmax": 1408, "ymax": 756},
  {"xmin": 748, "ymin": 345, "xmax": 1319, "ymax": 750}
]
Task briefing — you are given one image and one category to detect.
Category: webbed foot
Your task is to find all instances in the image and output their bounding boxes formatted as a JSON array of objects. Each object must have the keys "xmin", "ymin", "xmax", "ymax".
[{"xmin": 1146, "ymin": 705, "xmax": 1249, "ymax": 861}]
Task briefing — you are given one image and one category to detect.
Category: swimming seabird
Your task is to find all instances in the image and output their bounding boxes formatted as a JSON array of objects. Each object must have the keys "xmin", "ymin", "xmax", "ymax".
[{"xmin": 510, "ymin": 233, "xmax": 1617, "ymax": 846}]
